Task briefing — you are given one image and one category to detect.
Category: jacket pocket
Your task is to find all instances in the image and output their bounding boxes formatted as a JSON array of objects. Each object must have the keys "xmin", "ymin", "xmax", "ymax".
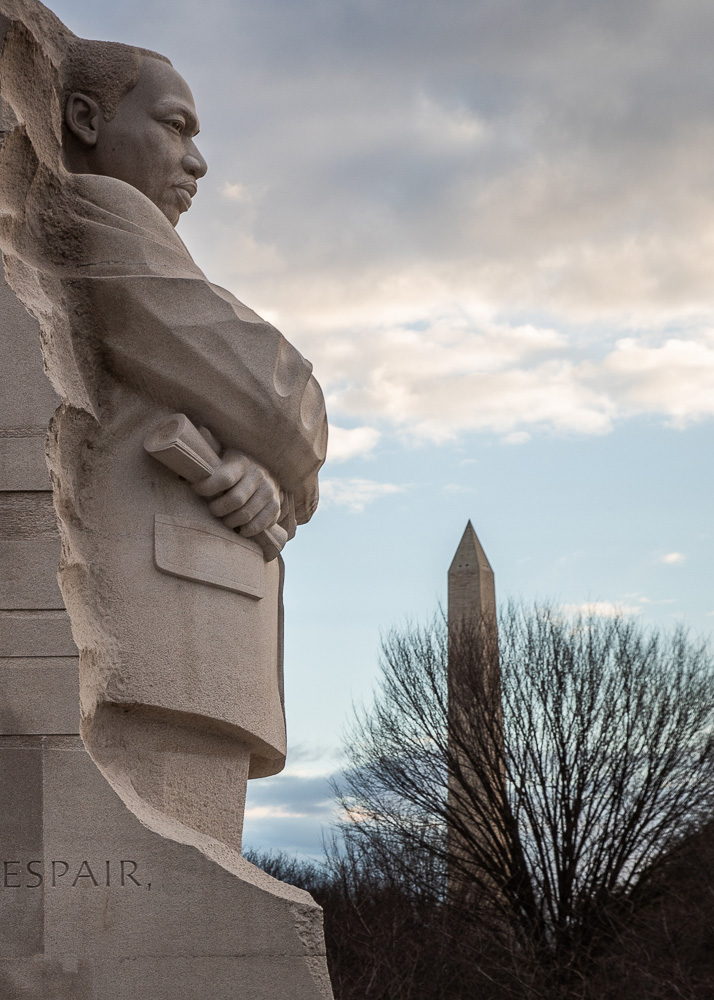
[{"xmin": 153, "ymin": 515, "xmax": 264, "ymax": 599}]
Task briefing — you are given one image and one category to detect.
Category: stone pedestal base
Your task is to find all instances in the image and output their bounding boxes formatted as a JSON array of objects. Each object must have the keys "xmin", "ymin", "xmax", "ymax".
[{"xmin": 0, "ymin": 736, "xmax": 332, "ymax": 1000}]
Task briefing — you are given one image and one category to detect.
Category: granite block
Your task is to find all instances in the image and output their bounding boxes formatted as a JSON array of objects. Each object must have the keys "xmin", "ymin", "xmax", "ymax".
[
  {"xmin": 0, "ymin": 612, "xmax": 77, "ymax": 657},
  {"xmin": 0, "ymin": 659, "xmax": 79, "ymax": 733},
  {"xmin": 0, "ymin": 538, "xmax": 63, "ymax": 609},
  {"xmin": 0, "ymin": 436, "xmax": 50, "ymax": 492}
]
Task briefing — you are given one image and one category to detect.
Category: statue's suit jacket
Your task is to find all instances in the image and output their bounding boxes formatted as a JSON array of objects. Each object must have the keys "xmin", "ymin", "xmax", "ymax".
[{"xmin": 9, "ymin": 172, "xmax": 327, "ymax": 778}]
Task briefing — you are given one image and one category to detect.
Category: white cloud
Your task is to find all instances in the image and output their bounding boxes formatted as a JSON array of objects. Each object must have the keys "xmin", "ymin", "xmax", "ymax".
[
  {"xmin": 327, "ymin": 425, "xmax": 381, "ymax": 462},
  {"xmin": 503, "ymin": 431, "xmax": 531, "ymax": 445},
  {"xmin": 442, "ymin": 483, "xmax": 474, "ymax": 494},
  {"xmin": 320, "ymin": 477, "xmax": 406, "ymax": 513},
  {"xmin": 659, "ymin": 552, "xmax": 686, "ymax": 565},
  {"xmin": 560, "ymin": 601, "xmax": 643, "ymax": 618},
  {"xmin": 414, "ymin": 93, "xmax": 487, "ymax": 149},
  {"xmin": 306, "ymin": 316, "xmax": 714, "ymax": 442},
  {"xmin": 275, "ymin": 284, "xmax": 714, "ymax": 442},
  {"xmin": 599, "ymin": 336, "xmax": 714, "ymax": 426},
  {"xmin": 314, "ymin": 309, "xmax": 614, "ymax": 442},
  {"xmin": 221, "ymin": 181, "xmax": 250, "ymax": 203},
  {"xmin": 244, "ymin": 804, "xmax": 309, "ymax": 820}
]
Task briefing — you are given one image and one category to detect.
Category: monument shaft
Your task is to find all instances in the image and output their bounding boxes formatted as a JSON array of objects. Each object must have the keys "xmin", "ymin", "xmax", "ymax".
[{"xmin": 446, "ymin": 522, "xmax": 503, "ymax": 899}]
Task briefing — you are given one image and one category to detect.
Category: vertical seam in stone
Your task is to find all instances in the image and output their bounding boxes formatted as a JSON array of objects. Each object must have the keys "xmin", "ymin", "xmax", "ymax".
[{"xmin": 40, "ymin": 733, "xmax": 46, "ymax": 958}]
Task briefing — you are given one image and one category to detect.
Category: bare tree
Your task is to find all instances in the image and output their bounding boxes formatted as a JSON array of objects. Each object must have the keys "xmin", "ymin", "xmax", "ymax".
[{"xmin": 334, "ymin": 604, "xmax": 714, "ymax": 992}]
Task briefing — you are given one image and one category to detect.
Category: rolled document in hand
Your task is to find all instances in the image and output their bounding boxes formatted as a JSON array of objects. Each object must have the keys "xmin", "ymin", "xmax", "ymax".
[{"xmin": 144, "ymin": 413, "xmax": 287, "ymax": 562}]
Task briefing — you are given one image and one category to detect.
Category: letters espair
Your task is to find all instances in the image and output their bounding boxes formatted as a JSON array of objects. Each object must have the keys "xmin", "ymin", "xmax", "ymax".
[{"xmin": 2, "ymin": 859, "xmax": 150, "ymax": 889}]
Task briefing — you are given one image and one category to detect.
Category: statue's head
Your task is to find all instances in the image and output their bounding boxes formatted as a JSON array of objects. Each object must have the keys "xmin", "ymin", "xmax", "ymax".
[{"xmin": 62, "ymin": 39, "xmax": 207, "ymax": 227}]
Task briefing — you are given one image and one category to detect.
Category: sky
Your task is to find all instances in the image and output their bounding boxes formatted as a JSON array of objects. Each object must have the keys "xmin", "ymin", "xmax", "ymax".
[{"xmin": 46, "ymin": 0, "xmax": 714, "ymax": 858}]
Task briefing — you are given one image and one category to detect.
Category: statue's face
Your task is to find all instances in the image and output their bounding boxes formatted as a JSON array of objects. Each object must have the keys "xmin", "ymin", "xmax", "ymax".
[{"xmin": 91, "ymin": 57, "xmax": 207, "ymax": 226}]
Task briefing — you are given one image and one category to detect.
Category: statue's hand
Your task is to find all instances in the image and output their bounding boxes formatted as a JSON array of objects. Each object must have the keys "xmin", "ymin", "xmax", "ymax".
[{"xmin": 191, "ymin": 449, "xmax": 282, "ymax": 538}]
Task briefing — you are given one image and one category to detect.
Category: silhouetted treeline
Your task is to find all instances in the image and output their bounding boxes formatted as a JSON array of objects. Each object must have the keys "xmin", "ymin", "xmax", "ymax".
[{"xmin": 253, "ymin": 830, "xmax": 714, "ymax": 999}]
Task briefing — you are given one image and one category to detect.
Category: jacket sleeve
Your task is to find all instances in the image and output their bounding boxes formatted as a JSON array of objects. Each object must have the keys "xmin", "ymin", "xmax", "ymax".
[{"xmin": 83, "ymin": 274, "xmax": 327, "ymax": 523}]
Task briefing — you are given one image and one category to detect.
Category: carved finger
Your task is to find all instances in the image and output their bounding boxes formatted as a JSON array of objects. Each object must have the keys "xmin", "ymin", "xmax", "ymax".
[
  {"xmin": 207, "ymin": 470, "xmax": 262, "ymax": 516},
  {"xmin": 192, "ymin": 451, "xmax": 250, "ymax": 497},
  {"xmin": 222, "ymin": 487, "xmax": 277, "ymax": 530},
  {"xmin": 236, "ymin": 495, "xmax": 282, "ymax": 537}
]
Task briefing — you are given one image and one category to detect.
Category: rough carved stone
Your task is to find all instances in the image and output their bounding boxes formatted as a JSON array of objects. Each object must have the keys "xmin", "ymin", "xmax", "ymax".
[{"xmin": 0, "ymin": 1, "xmax": 331, "ymax": 995}]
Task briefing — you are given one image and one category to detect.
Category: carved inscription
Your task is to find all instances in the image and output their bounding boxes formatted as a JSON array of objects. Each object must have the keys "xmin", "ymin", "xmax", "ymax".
[{"xmin": 2, "ymin": 859, "xmax": 152, "ymax": 890}]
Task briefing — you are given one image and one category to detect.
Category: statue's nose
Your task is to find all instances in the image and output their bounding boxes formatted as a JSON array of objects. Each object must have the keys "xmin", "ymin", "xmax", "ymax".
[{"xmin": 183, "ymin": 144, "xmax": 208, "ymax": 179}]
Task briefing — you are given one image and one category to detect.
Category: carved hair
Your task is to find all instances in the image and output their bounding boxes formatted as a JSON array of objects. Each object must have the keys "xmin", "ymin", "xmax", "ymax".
[{"xmin": 62, "ymin": 38, "xmax": 172, "ymax": 121}]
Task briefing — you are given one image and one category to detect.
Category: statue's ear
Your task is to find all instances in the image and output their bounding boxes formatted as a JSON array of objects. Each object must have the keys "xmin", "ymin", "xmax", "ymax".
[{"xmin": 65, "ymin": 92, "xmax": 101, "ymax": 148}]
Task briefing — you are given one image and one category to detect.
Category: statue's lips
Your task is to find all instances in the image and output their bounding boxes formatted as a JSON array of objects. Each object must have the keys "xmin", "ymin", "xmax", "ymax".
[{"xmin": 174, "ymin": 183, "xmax": 197, "ymax": 209}]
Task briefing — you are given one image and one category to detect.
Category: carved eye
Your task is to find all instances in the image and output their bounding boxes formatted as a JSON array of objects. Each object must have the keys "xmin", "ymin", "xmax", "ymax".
[{"xmin": 167, "ymin": 119, "xmax": 185, "ymax": 134}]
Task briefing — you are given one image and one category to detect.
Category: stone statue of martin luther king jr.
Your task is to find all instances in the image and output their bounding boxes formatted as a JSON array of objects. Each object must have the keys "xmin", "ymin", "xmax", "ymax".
[{"xmin": 0, "ymin": 0, "xmax": 327, "ymax": 857}]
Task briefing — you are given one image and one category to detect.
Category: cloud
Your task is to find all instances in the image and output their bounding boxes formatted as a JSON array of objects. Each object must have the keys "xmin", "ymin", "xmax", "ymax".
[
  {"xmin": 414, "ymin": 92, "xmax": 487, "ymax": 149},
  {"xmin": 183, "ymin": 0, "xmax": 714, "ymax": 444},
  {"xmin": 243, "ymin": 771, "xmax": 338, "ymax": 857},
  {"xmin": 284, "ymin": 742, "xmax": 338, "ymax": 770},
  {"xmin": 560, "ymin": 601, "xmax": 643, "ymax": 618},
  {"xmin": 246, "ymin": 773, "xmax": 334, "ymax": 815},
  {"xmin": 59, "ymin": 0, "xmax": 714, "ymax": 443},
  {"xmin": 327, "ymin": 424, "xmax": 381, "ymax": 462},
  {"xmin": 242, "ymin": 745, "xmax": 342, "ymax": 855},
  {"xmin": 221, "ymin": 181, "xmax": 250, "ymax": 203},
  {"xmin": 503, "ymin": 431, "xmax": 531, "ymax": 445},
  {"xmin": 315, "ymin": 312, "xmax": 615, "ymax": 442},
  {"xmin": 442, "ymin": 483, "xmax": 474, "ymax": 494},
  {"xmin": 659, "ymin": 552, "xmax": 686, "ymax": 565},
  {"xmin": 320, "ymin": 477, "xmax": 406, "ymax": 513},
  {"xmin": 598, "ymin": 335, "xmax": 714, "ymax": 426}
]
